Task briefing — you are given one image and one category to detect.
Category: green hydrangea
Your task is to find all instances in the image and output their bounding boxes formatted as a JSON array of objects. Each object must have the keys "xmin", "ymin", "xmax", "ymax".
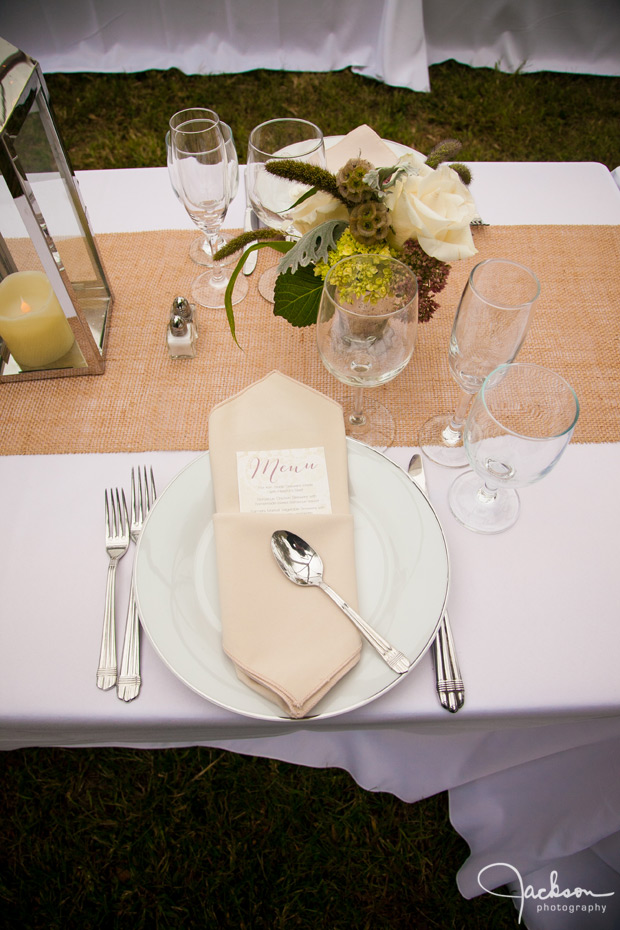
[
  {"xmin": 326, "ymin": 257, "xmax": 395, "ymax": 305},
  {"xmin": 314, "ymin": 228, "xmax": 397, "ymax": 280},
  {"xmin": 314, "ymin": 230, "xmax": 406, "ymax": 306}
]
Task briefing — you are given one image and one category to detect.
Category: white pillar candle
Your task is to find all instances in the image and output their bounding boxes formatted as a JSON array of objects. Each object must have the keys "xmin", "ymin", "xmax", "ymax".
[{"xmin": 0, "ymin": 270, "xmax": 76, "ymax": 369}]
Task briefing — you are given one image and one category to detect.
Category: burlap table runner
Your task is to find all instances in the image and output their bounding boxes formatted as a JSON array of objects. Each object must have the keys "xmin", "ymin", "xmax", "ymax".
[{"xmin": 1, "ymin": 225, "xmax": 618, "ymax": 455}]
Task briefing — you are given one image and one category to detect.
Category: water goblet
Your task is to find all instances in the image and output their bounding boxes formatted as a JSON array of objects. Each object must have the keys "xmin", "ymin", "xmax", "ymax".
[
  {"xmin": 419, "ymin": 258, "xmax": 540, "ymax": 466},
  {"xmin": 448, "ymin": 362, "xmax": 579, "ymax": 534},
  {"xmin": 317, "ymin": 254, "xmax": 418, "ymax": 450},
  {"xmin": 169, "ymin": 109, "xmax": 247, "ymax": 309},
  {"xmin": 246, "ymin": 118, "xmax": 326, "ymax": 302},
  {"xmin": 167, "ymin": 121, "xmax": 240, "ymax": 267}
]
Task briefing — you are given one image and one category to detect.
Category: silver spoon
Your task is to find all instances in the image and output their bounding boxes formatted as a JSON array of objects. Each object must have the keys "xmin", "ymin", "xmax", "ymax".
[{"xmin": 271, "ymin": 530, "xmax": 411, "ymax": 674}]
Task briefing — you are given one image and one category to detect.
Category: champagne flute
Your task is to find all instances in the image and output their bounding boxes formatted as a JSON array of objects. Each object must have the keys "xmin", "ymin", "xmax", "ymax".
[
  {"xmin": 448, "ymin": 362, "xmax": 579, "ymax": 533},
  {"xmin": 167, "ymin": 121, "xmax": 240, "ymax": 267},
  {"xmin": 419, "ymin": 258, "xmax": 540, "ymax": 466},
  {"xmin": 246, "ymin": 118, "xmax": 326, "ymax": 302},
  {"xmin": 317, "ymin": 254, "xmax": 418, "ymax": 450},
  {"xmin": 169, "ymin": 109, "xmax": 247, "ymax": 309}
]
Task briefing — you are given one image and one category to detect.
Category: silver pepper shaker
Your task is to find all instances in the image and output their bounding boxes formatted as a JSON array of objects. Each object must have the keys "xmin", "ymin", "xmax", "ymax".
[
  {"xmin": 171, "ymin": 296, "xmax": 197, "ymax": 336},
  {"xmin": 167, "ymin": 312, "xmax": 197, "ymax": 359}
]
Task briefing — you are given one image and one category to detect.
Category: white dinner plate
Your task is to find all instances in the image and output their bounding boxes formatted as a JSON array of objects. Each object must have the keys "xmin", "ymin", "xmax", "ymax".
[{"xmin": 135, "ymin": 440, "xmax": 449, "ymax": 722}]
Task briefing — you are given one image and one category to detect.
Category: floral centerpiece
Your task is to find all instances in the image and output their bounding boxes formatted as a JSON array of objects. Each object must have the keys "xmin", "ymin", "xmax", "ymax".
[{"xmin": 216, "ymin": 136, "xmax": 479, "ymax": 344}]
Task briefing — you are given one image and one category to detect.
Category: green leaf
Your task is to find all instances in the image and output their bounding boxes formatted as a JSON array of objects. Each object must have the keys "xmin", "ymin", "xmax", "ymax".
[
  {"xmin": 273, "ymin": 264, "xmax": 323, "ymax": 328},
  {"xmin": 287, "ymin": 186, "xmax": 320, "ymax": 210},
  {"xmin": 223, "ymin": 240, "xmax": 294, "ymax": 346}
]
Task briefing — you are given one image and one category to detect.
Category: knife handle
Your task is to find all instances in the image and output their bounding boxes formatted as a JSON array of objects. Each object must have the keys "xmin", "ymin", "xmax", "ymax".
[{"xmin": 433, "ymin": 612, "xmax": 465, "ymax": 712}]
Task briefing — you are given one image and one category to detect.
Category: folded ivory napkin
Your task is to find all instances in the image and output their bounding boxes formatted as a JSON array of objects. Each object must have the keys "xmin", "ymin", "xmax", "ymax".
[
  {"xmin": 326, "ymin": 124, "xmax": 398, "ymax": 172},
  {"xmin": 209, "ymin": 371, "xmax": 362, "ymax": 717}
]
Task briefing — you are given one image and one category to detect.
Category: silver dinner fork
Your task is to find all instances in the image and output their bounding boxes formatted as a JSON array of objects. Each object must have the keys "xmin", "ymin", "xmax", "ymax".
[
  {"xmin": 97, "ymin": 488, "xmax": 130, "ymax": 690},
  {"xmin": 117, "ymin": 466, "xmax": 156, "ymax": 701}
]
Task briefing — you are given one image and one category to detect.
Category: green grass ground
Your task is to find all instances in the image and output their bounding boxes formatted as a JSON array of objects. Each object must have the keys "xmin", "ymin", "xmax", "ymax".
[
  {"xmin": 3, "ymin": 62, "xmax": 619, "ymax": 929},
  {"xmin": 45, "ymin": 63, "xmax": 619, "ymax": 171},
  {"xmin": 1, "ymin": 747, "xmax": 519, "ymax": 929}
]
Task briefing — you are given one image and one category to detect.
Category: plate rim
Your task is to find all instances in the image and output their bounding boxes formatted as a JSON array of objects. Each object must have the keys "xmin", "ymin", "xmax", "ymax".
[{"xmin": 135, "ymin": 438, "xmax": 449, "ymax": 722}]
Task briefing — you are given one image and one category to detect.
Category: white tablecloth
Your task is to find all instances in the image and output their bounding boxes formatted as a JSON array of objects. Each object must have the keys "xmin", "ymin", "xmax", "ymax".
[
  {"xmin": 1, "ymin": 162, "xmax": 620, "ymax": 928},
  {"xmin": 2, "ymin": 0, "xmax": 619, "ymax": 92}
]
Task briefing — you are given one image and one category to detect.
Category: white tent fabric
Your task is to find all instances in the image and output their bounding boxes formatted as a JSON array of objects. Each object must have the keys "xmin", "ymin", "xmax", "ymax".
[
  {"xmin": 424, "ymin": 0, "xmax": 620, "ymax": 79},
  {"xmin": 1, "ymin": 0, "xmax": 619, "ymax": 92}
]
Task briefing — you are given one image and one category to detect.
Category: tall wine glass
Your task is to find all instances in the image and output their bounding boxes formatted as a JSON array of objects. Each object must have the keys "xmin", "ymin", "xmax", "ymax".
[
  {"xmin": 169, "ymin": 109, "xmax": 247, "ymax": 309},
  {"xmin": 419, "ymin": 258, "xmax": 540, "ymax": 466},
  {"xmin": 246, "ymin": 118, "xmax": 326, "ymax": 302},
  {"xmin": 448, "ymin": 362, "xmax": 579, "ymax": 534},
  {"xmin": 317, "ymin": 254, "xmax": 418, "ymax": 450},
  {"xmin": 167, "ymin": 121, "xmax": 240, "ymax": 266}
]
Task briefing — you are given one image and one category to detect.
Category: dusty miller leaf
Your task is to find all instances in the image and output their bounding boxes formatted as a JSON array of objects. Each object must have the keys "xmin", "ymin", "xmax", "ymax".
[{"xmin": 277, "ymin": 220, "xmax": 348, "ymax": 276}]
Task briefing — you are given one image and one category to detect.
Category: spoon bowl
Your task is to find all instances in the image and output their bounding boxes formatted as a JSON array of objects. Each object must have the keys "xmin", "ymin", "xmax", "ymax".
[
  {"xmin": 271, "ymin": 530, "xmax": 412, "ymax": 674},
  {"xmin": 270, "ymin": 530, "xmax": 324, "ymax": 586}
]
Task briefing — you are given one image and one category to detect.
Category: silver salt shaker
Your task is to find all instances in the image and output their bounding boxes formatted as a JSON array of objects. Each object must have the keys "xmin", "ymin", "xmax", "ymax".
[{"xmin": 167, "ymin": 312, "xmax": 197, "ymax": 359}]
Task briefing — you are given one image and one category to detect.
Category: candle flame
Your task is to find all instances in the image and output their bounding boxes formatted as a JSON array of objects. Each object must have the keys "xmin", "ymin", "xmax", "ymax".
[{"xmin": 20, "ymin": 297, "xmax": 32, "ymax": 315}]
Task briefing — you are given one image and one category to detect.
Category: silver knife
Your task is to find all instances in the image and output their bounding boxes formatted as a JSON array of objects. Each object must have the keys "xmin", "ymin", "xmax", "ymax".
[
  {"xmin": 243, "ymin": 206, "xmax": 258, "ymax": 275},
  {"xmin": 407, "ymin": 453, "xmax": 465, "ymax": 713}
]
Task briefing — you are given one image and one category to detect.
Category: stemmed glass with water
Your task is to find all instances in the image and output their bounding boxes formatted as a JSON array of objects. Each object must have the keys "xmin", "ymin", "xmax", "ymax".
[
  {"xmin": 419, "ymin": 258, "xmax": 540, "ymax": 466},
  {"xmin": 316, "ymin": 254, "xmax": 418, "ymax": 450},
  {"xmin": 168, "ymin": 108, "xmax": 247, "ymax": 309},
  {"xmin": 246, "ymin": 118, "xmax": 326, "ymax": 302},
  {"xmin": 448, "ymin": 362, "xmax": 579, "ymax": 533},
  {"xmin": 167, "ymin": 119, "xmax": 240, "ymax": 267}
]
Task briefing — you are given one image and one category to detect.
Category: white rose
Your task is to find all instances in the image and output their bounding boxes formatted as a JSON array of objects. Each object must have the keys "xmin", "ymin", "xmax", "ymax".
[
  {"xmin": 384, "ymin": 154, "xmax": 478, "ymax": 262},
  {"xmin": 289, "ymin": 190, "xmax": 349, "ymax": 236}
]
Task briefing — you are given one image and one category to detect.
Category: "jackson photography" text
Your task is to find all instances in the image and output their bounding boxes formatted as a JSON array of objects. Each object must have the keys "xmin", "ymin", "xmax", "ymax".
[{"xmin": 477, "ymin": 863, "xmax": 615, "ymax": 924}]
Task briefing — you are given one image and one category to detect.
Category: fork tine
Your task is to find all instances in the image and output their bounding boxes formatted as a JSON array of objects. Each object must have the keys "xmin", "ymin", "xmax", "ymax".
[
  {"xmin": 116, "ymin": 488, "xmax": 124, "ymax": 537},
  {"xmin": 120, "ymin": 488, "xmax": 129, "ymax": 534},
  {"xmin": 130, "ymin": 468, "xmax": 137, "ymax": 527},
  {"xmin": 139, "ymin": 466, "xmax": 148, "ymax": 520},
  {"xmin": 137, "ymin": 465, "xmax": 154, "ymax": 518},
  {"xmin": 111, "ymin": 487, "xmax": 119, "ymax": 537},
  {"xmin": 105, "ymin": 489, "xmax": 111, "ymax": 537},
  {"xmin": 113, "ymin": 488, "xmax": 121, "ymax": 537},
  {"xmin": 134, "ymin": 466, "xmax": 143, "ymax": 524}
]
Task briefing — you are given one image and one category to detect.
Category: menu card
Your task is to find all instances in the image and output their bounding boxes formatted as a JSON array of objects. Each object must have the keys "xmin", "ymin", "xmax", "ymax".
[{"xmin": 236, "ymin": 447, "xmax": 332, "ymax": 514}]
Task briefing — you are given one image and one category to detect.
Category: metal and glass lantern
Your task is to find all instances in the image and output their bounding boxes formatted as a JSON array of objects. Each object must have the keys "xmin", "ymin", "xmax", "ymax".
[{"xmin": 0, "ymin": 37, "xmax": 113, "ymax": 381}]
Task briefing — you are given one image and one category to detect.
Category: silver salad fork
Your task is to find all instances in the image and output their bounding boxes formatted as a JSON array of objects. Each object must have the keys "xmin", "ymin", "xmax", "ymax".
[{"xmin": 97, "ymin": 488, "xmax": 130, "ymax": 690}]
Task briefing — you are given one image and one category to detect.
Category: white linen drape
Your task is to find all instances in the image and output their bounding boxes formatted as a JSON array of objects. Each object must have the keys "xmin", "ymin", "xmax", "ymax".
[
  {"xmin": 1, "ymin": 0, "xmax": 619, "ymax": 91},
  {"xmin": 0, "ymin": 0, "xmax": 430, "ymax": 89}
]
